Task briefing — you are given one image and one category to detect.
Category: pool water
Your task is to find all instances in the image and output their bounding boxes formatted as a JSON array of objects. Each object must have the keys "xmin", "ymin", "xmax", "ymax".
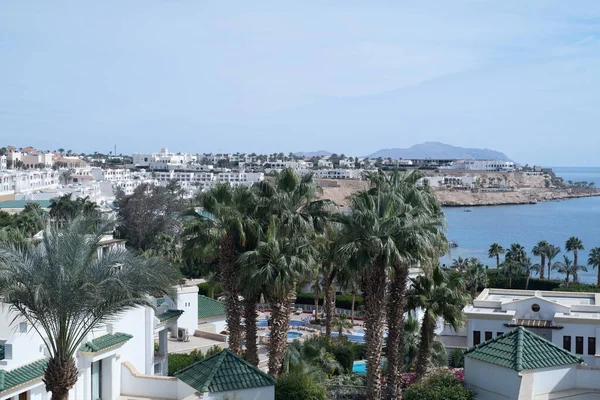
[
  {"xmin": 289, "ymin": 320, "xmax": 306, "ymax": 327},
  {"xmin": 265, "ymin": 331, "xmax": 304, "ymax": 340},
  {"xmin": 353, "ymin": 361, "xmax": 367, "ymax": 374}
]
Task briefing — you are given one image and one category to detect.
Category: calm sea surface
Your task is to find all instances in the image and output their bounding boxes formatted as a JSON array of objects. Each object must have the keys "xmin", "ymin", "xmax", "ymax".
[{"xmin": 440, "ymin": 167, "xmax": 600, "ymax": 284}]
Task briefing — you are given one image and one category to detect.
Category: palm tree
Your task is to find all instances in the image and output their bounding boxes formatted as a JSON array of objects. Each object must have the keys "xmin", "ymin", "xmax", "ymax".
[
  {"xmin": 239, "ymin": 221, "xmax": 314, "ymax": 377},
  {"xmin": 363, "ymin": 169, "xmax": 447, "ymax": 399},
  {"xmin": 522, "ymin": 257, "xmax": 537, "ymax": 290},
  {"xmin": 566, "ymin": 237, "xmax": 584, "ymax": 269},
  {"xmin": 333, "ymin": 314, "xmax": 353, "ymax": 337},
  {"xmin": 553, "ymin": 256, "xmax": 586, "ymax": 284},
  {"xmin": 544, "ymin": 245, "xmax": 561, "ymax": 280},
  {"xmin": 451, "ymin": 256, "xmax": 470, "ymax": 272},
  {"xmin": 532, "ymin": 241, "xmax": 549, "ymax": 279},
  {"xmin": 182, "ymin": 184, "xmax": 259, "ymax": 355},
  {"xmin": 488, "ymin": 243, "xmax": 505, "ymax": 268},
  {"xmin": 402, "ymin": 314, "xmax": 447, "ymax": 372},
  {"xmin": 0, "ymin": 219, "xmax": 179, "ymax": 399},
  {"xmin": 588, "ymin": 247, "xmax": 600, "ymax": 286},
  {"xmin": 284, "ymin": 337, "xmax": 343, "ymax": 381},
  {"xmin": 506, "ymin": 243, "xmax": 527, "ymax": 264},
  {"xmin": 407, "ymin": 266, "xmax": 469, "ymax": 379},
  {"xmin": 500, "ymin": 260, "xmax": 523, "ymax": 288},
  {"xmin": 464, "ymin": 259, "xmax": 488, "ymax": 298}
]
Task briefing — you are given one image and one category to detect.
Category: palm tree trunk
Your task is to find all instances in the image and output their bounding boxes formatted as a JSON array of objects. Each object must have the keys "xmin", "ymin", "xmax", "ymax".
[
  {"xmin": 540, "ymin": 256, "xmax": 545, "ymax": 279},
  {"xmin": 210, "ymin": 286, "xmax": 215, "ymax": 299},
  {"xmin": 415, "ymin": 310, "xmax": 433, "ymax": 379},
  {"xmin": 220, "ymin": 233, "xmax": 242, "ymax": 355},
  {"xmin": 574, "ymin": 251, "xmax": 578, "ymax": 268},
  {"xmin": 313, "ymin": 278, "xmax": 320, "ymax": 323},
  {"xmin": 509, "ymin": 275, "xmax": 512, "ymax": 288},
  {"xmin": 597, "ymin": 267, "xmax": 600, "ymax": 286},
  {"xmin": 385, "ymin": 265, "xmax": 409, "ymax": 400},
  {"xmin": 267, "ymin": 297, "xmax": 291, "ymax": 377},
  {"xmin": 363, "ymin": 259, "xmax": 388, "ymax": 400},
  {"xmin": 496, "ymin": 254, "xmax": 500, "ymax": 269},
  {"xmin": 548, "ymin": 260, "xmax": 552, "ymax": 280},
  {"xmin": 324, "ymin": 270, "xmax": 336, "ymax": 341},
  {"xmin": 525, "ymin": 272, "xmax": 530, "ymax": 290},
  {"xmin": 244, "ymin": 295, "xmax": 260, "ymax": 366},
  {"xmin": 351, "ymin": 290, "xmax": 356, "ymax": 324},
  {"xmin": 44, "ymin": 355, "xmax": 78, "ymax": 400}
]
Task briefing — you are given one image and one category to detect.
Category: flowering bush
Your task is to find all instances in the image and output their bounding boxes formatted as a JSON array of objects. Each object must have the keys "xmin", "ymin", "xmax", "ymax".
[
  {"xmin": 400, "ymin": 372, "xmax": 417, "ymax": 388},
  {"xmin": 452, "ymin": 368, "xmax": 465, "ymax": 383}
]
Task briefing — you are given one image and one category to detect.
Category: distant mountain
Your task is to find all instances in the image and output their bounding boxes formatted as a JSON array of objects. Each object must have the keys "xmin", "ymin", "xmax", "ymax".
[
  {"xmin": 366, "ymin": 142, "xmax": 513, "ymax": 161},
  {"xmin": 294, "ymin": 150, "xmax": 332, "ymax": 157}
]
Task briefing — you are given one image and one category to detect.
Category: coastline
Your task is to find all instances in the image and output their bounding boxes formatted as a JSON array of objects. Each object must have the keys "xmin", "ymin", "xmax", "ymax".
[{"xmin": 437, "ymin": 189, "xmax": 600, "ymax": 207}]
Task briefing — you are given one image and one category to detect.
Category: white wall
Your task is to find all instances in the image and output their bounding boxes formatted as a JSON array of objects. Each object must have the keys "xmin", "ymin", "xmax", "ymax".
[
  {"xmin": 197, "ymin": 316, "xmax": 227, "ymax": 334},
  {"xmin": 120, "ymin": 362, "xmax": 179, "ymax": 399},
  {"xmin": 177, "ymin": 286, "xmax": 199, "ymax": 334},
  {"xmin": 204, "ymin": 386, "xmax": 274, "ymax": 400},
  {"xmin": 530, "ymin": 366, "xmax": 577, "ymax": 396},
  {"xmin": 109, "ymin": 306, "xmax": 151, "ymax": 375},
  {"xmin": 465, "ymin": 358, "xmax": 521, "ymax": 400},
  {"xmin": 467, "ymin": 319, "xmax": 511, "ymax": 346}
]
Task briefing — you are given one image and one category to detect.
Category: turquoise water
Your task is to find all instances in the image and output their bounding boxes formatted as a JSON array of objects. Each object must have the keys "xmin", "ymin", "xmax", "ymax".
[
  {"xmin": 441, "ymin": 167, "xmax": 600, "ymax": 284},
  {"xmin": 353, "ymin": 360, "xmax": 366, "ymax": 374}
]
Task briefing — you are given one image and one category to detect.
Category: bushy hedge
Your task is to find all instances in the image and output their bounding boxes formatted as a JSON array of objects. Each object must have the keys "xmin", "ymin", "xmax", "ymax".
[
  {"xmin": 295, "ymin": 292, "xmax": 363, "ymax": 310},
  {"xmin": 486, "ymin": 269, "xmax": 562, "ymax": 291},
  {"xmin": 553, "ymin": 282, "xmax": 600, "ymax": 292},
  {"xmin": 275, "ymin": 373, "xmax": 327, "ymax": 400},
  {"xmin": 168, "ymin": 349, "xmax": 204, "ymax": 376},
  {"xmin": 404, "ymin": 370, "xmax": 474, "ymax": 400}
]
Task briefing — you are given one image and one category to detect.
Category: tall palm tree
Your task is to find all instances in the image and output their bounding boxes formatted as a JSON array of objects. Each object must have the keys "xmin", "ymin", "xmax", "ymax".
[
  {"xmin": 239, "ymin": 220, "xmax": 314, "ymax": 377},
  {"xmin": 505, "ymin": 243, "xmax": 527, "ymax": 265},
  {"xmin": 182, "ymin": 184, "xmax": 259, "ymax": 355},
  {"xmin": 464, "ymin": 259, "xmax": 489, "ymax": 298},
  {"xmin": 532, "ymin": 240, "xmax": 549, "ymax": 279},
  {"xmin": 544, "ymin": 244, "xmax": 561, "ymax": 280},
  {"xmin": 284, "ymin": 337, "xmax": 343, "ymax": 381},
  {"xmin": 0, "ymin": 219, "xmax": 179, "ymax": 400},
  {"xmin": 566, "ymin": 237, "xmax": 584, "ymax": 269},
  {"xmin": 522, "ymin": 257, "xmax": 537, "ymax": 290},
  {"xmin": 336, "ymin": 190, "xmax": 403, "ymax": 400},
  {"xmin": 488, "ymin": 243, "xmax": 505, "ymax": 268},
  {"xmin": 407, "ymin": 266, "xmax": 469, "ymax": 379},
  {"xmin": 364, "ymin": 169, "xmax": 447, "ymax": 399},
  {"xmin": 588, "ymin": 247, "xmax": 600, "ymax": 286},
  {"xmin": 500, "ymin": 260, "xmax": 523, "ymax": 288}
]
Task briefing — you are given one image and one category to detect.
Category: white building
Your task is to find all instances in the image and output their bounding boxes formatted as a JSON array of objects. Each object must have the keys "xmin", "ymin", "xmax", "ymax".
[
  {"xmin": 448, "ymin": 159, "xmax": 515, "ymax": 172},
  {"xmin": 439, "ymin": 289, "xmax": 600, "ymax": 367},
  {"xmin": 0, "ymin": 277, "xmax": 277, "ymax": 400},
  {"xmin": 90, "ymin": 168, "xmax": 131, "ymax": 182},
  {"xmin": 132, "ymin": 148, "xmax": 196, "ymax": 170},
  {"xmin": 0, "ymin": 156, "xmax": 6, "ymax": 170}
]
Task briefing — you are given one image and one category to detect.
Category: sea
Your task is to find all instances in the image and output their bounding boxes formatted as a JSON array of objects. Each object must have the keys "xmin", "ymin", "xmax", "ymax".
[{"xmin": 440, "ymin": 167, "xmax": 600, "ymax": 284}]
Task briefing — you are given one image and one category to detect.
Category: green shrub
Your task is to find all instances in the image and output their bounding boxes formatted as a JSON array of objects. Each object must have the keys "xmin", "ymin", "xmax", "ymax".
[
  {"xmin": 168, "ymin": 349, "xmax": 204, "ymax": 376},
  {"xmin": 350, "ymin": 343, "xmax": 366, "ymax": 360},
  {"xmin": 197, "ymin": 282, "xmax": 221, "ymax": 297},
  {"xmin": 332, "ymin": 345, "xmax": 354, "ymax": 373},
  {"xmin": 449, "ymin": 348, "xmax": 465, "ymax": 368},
  {"xmin": 553, "ymin": 283, "xmax": 600, "ymax": 292},
  {"xmin": 294, "ymin": 292, "xmax": 363, "ymax": 311},
  {"xmin": 486, "ymin": 270, "xmax": 561, "ymax": 291},
  {"xmin": 404, "ymin": 370, "xmax": 474, "ymax": 400},
  {"xmin": 275, "ymin": 373, "xmax": 328, "ymax": 400}
]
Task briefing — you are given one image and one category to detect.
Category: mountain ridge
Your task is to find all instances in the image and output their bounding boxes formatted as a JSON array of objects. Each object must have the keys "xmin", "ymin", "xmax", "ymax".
[{"xmin": 366, "ymin": 142, "xmax": 513, "ymax": 161}]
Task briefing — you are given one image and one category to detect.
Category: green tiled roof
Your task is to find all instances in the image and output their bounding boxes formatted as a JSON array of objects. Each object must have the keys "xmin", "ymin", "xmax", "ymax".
[
  {"xmin": 156, "ymin": 297, "xmax": 166, "ymax": 307},
  {"xmin": 198, "ymin": 295, "xmax": 226, "ymax": 319},
  {"xmin": 0, "ymin": 359, "xmax": 47, "ymax": 393},
  {"xmin": 80, "ymin": 332, "xmax": 133, "ymax": 353},
  {"xmin": 156, "ymin": 309, "xmax": 184, "ymax": 322},
  {"xmin": 0, "ymin": 200, "xmax": 51, "ymax": 209},
  {"xmin": 0, "ymin": 344, "xmax": 4, "ymax": 361},
  {"xmin": 175, "ymin": 349, "xmax": 275, "ymax": 393},
  {"xmin": 465, "ymin": 327, "xmax": 582, "ymax": 371}
]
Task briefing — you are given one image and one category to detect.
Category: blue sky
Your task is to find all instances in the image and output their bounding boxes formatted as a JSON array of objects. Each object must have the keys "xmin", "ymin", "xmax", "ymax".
[{"xmin": 1, "ymin": 1, "xmax": 600, "ymax": 165}]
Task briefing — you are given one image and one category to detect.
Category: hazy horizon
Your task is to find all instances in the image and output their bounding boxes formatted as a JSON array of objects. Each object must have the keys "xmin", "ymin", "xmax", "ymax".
[{"xmin": 2, "ymin": 1, "xmax": 600, "ymax": 166}]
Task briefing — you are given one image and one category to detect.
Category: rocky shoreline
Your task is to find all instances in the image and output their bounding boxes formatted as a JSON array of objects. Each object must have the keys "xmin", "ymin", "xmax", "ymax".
[{"xmin": 436, "ymin": 189, "xmax": 600, "ymax": 207}]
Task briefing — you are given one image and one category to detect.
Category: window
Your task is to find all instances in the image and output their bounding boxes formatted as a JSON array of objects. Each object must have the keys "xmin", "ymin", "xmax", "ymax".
[
  {"xmin": 485, "ymin": 331, "xmax": 493, "ymax": 341},
  {"xmin": 589, "ymin": 338, "xmax": 596, "ymax": 355},
  {"xmin": 19, "ymin": 392, "xmax": 28, "ymax": 400},
  {"xmin": 563, "ymin": 336, "xmax": 572, "ymax": 352},
  {"xmin": 531, "ymin": 304, "xmax": 541, "ymax": 312},
  {"xmin": 497, "ymin": 332, "xmax": 503, "ymax": 337},
  {"xmin": 576, "ymin": 336, "xmax": 584, "ymax": 355},
  {"xmin": 91, "ymin": 360, "xmax": 102, "ymax": 400},
  {"xmin": 473, "ymin": 331, "xmax": 481, "ymax": 346}
]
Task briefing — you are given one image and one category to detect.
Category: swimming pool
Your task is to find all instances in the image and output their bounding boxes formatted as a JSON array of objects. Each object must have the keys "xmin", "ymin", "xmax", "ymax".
[
  {"xmin": 289, "ymin": 320, "xmax": 306, "ymax": 327},
  {"xmin": 353, "ymin": 361, "xmax": 367, "ymax": 374},
  {"xmin": 265, "ymin": 331, "xmax": 304, "ymax": 340},
  {"xmin": 331, "ymin": 332, "xmax": 366, "ymax": 344}
]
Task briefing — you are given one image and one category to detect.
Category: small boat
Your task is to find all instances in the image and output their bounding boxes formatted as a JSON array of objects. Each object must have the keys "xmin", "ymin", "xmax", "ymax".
[
  {"xmin": 449, "ymin": 241, "xmax": 458, "ymax": 248},
  {"xmin": 463, "ymin": 209, "xmax": 472, "ymax": 212}
]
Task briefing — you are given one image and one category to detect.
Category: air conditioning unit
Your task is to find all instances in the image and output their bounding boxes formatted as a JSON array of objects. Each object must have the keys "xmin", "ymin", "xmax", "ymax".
[{"xmin": 177, "ymin": 327, "xmax": 189, "ymax": 342}]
